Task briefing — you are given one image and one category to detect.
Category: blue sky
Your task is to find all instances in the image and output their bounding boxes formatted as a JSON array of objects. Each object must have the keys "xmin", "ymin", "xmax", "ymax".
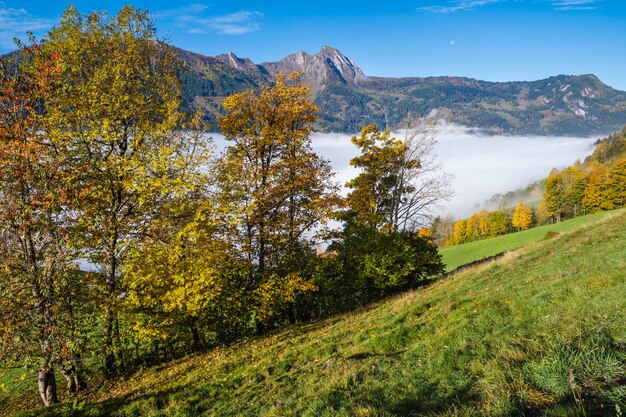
[{"xmin": 1, "ymin": 0, "xmax": 625, "ymax": 90}]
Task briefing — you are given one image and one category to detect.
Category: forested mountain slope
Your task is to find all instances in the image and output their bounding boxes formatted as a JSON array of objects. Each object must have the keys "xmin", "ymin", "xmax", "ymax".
[
  {"xmin": 177, "ymin": 46, "xmax": 626, "ymax": 135},
  {"xmin": 5, "ymin": 45, "xmax": 625, "ymax": 135}
]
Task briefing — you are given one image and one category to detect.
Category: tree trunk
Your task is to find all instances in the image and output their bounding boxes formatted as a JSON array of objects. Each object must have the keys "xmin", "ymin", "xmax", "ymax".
[
  {"xmin": 288, "ymin": 303, "xmax": 297, "ymax": 324},
  {"xmin": 259, "ymin": 221, "xmax": 266, "ymax": 276},
  {"xmin": 103, "ymin": 239, "xmax": 118, "ymax": 375},
  {"xmin": 191, "ymin": 323, "xmax": 203, "ymax": 349},
  {"xmin": 38, "ymin": 370, "xmax": 59, "ymax": 406},
  {"xmin": 103, "ymin": 303, "xmax": 115, "ymax": 375},
  {"xmin": 114, "ymin": 315, "xmax": 125, "ymax": 372},
  {"xmin": 62, "ymin": 370, "xmax": 77, "ymax": 393},
  {"xmin": 75, "ymin": 373, "xmax": 86, "ymax": 391},
  {"xmin": 62, "ymin": 356, "xmax": 87, "ymax": 393}
]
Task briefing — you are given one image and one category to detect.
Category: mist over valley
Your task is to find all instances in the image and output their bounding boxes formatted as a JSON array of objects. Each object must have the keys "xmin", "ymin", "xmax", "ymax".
[{"xmin": 214, "ymin": 125, "xmax": 598, "ymax": 218}]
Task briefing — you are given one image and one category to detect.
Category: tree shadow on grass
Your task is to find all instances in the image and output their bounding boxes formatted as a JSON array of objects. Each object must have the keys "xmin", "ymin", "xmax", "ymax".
[
  {"xmin": 345, "ymin": 350, "xmax": 406, "ymax": 361},
  {"xmin": 14, "ymin": 379, "xmax": 216, "ymax": 417},
  {"xmin": 382, "ymin": 380, "xmax": 477, "ymax": 416}
]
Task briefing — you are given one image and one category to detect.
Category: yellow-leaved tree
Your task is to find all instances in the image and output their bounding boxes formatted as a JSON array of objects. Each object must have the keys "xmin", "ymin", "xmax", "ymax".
[
  {"xmin": 124, "ymin": 196, "xmax": 251, "ymax": 348},
  {"xmin": 450, "ymin": 219, "xmax": 467, "ymax": 245},
  {"xmin": 42, "ymin": 5, "xmax": 209, "ymax": 374},
  {"xmin": 218, "ymin": 73, "xmax": 340, "ymax": 327},
  {"xmin": 606, "ymin": 158, "xmax": 626, "ymax": 208},
  {"xmin": 543, "ymin": 167, "xmax": 588, "ymax": 222},
  {"xmin": 512, "ymin": 203, "xmax": 533, "ymax": 231}
]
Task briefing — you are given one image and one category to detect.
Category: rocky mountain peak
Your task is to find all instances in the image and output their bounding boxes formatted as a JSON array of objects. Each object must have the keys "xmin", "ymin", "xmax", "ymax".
[
  {"xmin": 314, "ymin": 45, "xmax": 366, "ymax": 84},
  {"xmin": 260, "ymin": 46, "xmax": 367, "ymax": 91},
  {"xmin": 167, "ymin": 44, "xmax": 626, "ymax": 136},
  {"xmin": 213, "ymin": 51, "xmax": 262, "ymax": 73}
]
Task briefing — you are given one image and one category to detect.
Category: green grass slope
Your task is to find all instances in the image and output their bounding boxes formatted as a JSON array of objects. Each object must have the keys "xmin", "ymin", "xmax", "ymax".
[
  {"xmin": 439, "ymin": 210, "xmax": 619, "ymax": 272},
  {"xmin": 6, "ymin": 210, "xmax": 626, "ymax": 417}
]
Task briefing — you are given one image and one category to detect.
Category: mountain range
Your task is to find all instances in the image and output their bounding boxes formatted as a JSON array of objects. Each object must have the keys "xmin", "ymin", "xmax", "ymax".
[
  {"xmin": 4, "ymin": 45, "xmax": 626, "ymax": 136},
  {"xmin": 179, "ymin": 45, "xmax": 626, "ymax": 136}
]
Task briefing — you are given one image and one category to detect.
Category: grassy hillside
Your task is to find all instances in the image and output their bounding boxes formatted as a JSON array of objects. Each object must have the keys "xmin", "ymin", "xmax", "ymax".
[
  {"xmin": 439, "ymin": 210, "xmax": 618, "ymax": 272},
  {"xmin": 5, "ymin": 209, "xmax": 625, "ymax": 416}
]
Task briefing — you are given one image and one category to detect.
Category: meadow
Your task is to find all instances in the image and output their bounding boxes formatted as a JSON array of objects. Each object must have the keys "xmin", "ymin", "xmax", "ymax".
[
  {"xmin": 439, "ymin": 210, "xmax": 618, "ymax": 272},
  {"xmin": 5, "ymin": 208, "xmax": 624, "ymax": 417}
]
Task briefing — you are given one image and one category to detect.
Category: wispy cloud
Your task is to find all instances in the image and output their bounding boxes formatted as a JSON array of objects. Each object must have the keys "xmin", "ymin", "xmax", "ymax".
[
  {"xmin": 157, "ymin": 4, "xmax": 263, "ymax": 35},
  {"xmin": 551, "ymin": 0, "xmax": 601, "ymax": 11},
  {"xmin": 207, "ymin": 11, "xmax": 263, "ymax": 35},
  {"xmin": 417, "ymin": 0, "xmax": 507, "ymax": 14},
  {"xmin": 0, "ymin": 3, "xmax": 56, "ymax": 50},
  {"xmin": 417, "ymin": 0, "xmax": 601, "ymax": 13}
]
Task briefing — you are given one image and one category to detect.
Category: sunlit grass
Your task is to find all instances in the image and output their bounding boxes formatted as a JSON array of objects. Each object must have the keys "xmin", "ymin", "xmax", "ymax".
[
  {"xmin": 439, "ymin": 209, "xmax": 622, "ymax": 272},
  {"xmin": 5, "ymin": 210, "xmax": 626, "ymax": 417}
]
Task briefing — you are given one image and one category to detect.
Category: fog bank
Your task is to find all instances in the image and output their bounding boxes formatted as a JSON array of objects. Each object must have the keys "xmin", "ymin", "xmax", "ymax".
[{"xmin": 212, "ymin": 126, "xmax": 598, "ymax": 218}]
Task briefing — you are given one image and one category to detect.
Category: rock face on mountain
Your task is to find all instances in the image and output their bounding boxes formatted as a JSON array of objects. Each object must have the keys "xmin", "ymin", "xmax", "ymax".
[
  {"xmin": 177, "ymin": 45, "xmax": 626, "ymax": 136},
  {"xmin": 260, "ymin": 46, "xmax": 367, "ymax": 90},
  {"xmin": 4, "ymin": 45, "xmax": 625, "ymax": 135}
]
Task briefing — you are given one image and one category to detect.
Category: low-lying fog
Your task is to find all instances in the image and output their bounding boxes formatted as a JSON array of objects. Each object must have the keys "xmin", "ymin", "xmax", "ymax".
[
  {"xmin": 80, "ymin": 127, "xmax": 598, "ymax": 271},
  {"xmin": 212, "ymin": 125, "xmax": 598, "ymax": 219}
]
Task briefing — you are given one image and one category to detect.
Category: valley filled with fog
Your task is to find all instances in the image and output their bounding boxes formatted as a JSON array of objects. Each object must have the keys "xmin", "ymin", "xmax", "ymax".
[{"xmin": 214, "ymin": 125, "xmax": 599, "ymax": 219}]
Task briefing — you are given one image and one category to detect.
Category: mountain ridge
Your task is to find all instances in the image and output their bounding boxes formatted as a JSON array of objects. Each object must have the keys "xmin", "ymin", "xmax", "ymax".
[
  {"xmin": 4, "ymin": 45, "xmax": 626, "ymax": 135},
  {"xmin": 177, "ymin": 45, "xmax": 626, "ymax": 135}
]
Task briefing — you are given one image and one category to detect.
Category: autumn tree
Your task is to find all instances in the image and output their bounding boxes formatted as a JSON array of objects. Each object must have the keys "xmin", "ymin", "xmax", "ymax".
[
  {"xmin": 443, "ymin": 207, "xmax": 511, "ymax": 245},
  {"xmin": 543, "ymin": 167, "xmax": 588, "ymax": 222},
  {"xmin": 562, "ymin": 167, "xmax": 589, "ymax": 218},
  {"xmin": 544, "ymin": 169, "xmax": 565, "ymax": 222},
  {"xmin": 42, "ymin": 5, "xmax": 207, "ymax": 374},
  {"xmin": 217, "ymin": 73, "xmax": 340, "ymax": 323},
  {"xmin": 418, "ymin": 226, "xmax": 433, "ymax": 239},
  {"xmin": 535, "ymin": 201, "xmax": 551, "ymax": 225},
  {"xmin": 464, "ymin": 212, "xmax": 482, "ymax": 241},
  {"xmin": 450, "ymin": 219, "xmax": 467, "ymax": 245},
  {"xmin": 487, "ymin": 210, "xmax": 510, "ymax": 236},
  {"xmin": 0, "ymin": 41, "xmax": 71, "ymax": 406},
  {"xmin": 606, "ymin": 158, "xmax": 626, "ymax": 208},
  {"xmin": 345, "ymin": 124, "xmax": 451, "ymax": 232},
  {"xmin": 512, "ymin": 203, "xmax": 533, "ymax": 231},
  {"xmin": 124, "ymin": 196, "xmax": 250, "ymax": 349},
  {"xmin": 457, "ymin": 209, "xmax": 509, "ymax": 241},
  {"xmin": 582, "ymin": 164, "xmax": 611, "ymax": 213}
]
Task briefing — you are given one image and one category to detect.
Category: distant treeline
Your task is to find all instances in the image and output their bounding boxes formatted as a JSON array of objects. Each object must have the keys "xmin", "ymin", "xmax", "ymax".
[{"xmin": 433, "ymin": 127, "xmax": 626, "ymax": 245}]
